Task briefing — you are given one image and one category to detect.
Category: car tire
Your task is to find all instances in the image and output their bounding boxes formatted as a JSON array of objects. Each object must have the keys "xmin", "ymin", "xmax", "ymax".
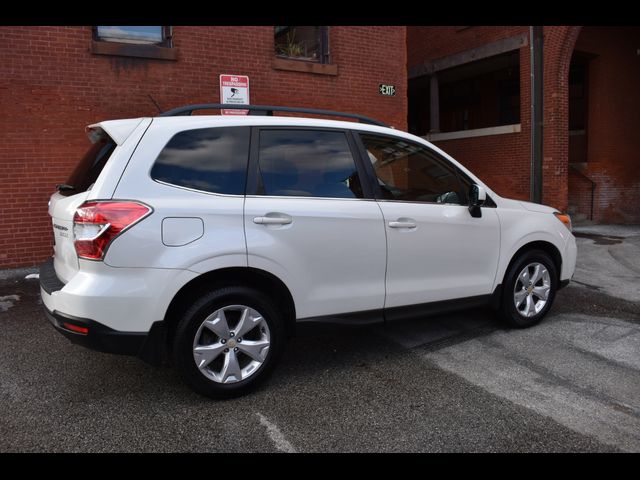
[
  {"xmin": 173, "ymin": 286, "xmax": 285, "ymax": 399},
  {"xmin": 499, "ymin": 249, "xmax": 558, "ymax": 328}
]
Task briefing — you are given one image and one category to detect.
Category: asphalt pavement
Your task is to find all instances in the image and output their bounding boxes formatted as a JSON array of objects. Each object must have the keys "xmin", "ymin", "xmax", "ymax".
[{"xmin": 1, "ymin": 226, "xmax": 638, "ymax": 452}]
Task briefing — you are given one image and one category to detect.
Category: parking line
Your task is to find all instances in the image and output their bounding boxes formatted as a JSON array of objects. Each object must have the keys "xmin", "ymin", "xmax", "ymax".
[{"xmin": 255, "ymin": 412, "xmax": 297, "ymax": 453}]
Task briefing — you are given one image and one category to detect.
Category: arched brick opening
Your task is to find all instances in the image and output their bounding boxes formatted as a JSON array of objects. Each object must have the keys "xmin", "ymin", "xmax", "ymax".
[
  {"xmin": 540, "ymin": 26, "xmax": 581, "ymax": 212},
  {"xmin": 566, "ymin": 26, "xmax": 640, "ymax": 223}
]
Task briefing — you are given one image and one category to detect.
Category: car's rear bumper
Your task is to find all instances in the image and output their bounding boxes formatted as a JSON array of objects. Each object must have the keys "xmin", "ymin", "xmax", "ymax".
[
  {"xmin": 43, "ymin": 306, "xmax": 146, "ymax": 355},
  {"xmin": 38, "ymin": 257, "xmax": 196, "ymax": 333},
  {"xmin": 42, "ymin": 304, "xmax": 167, "ymax": 365},
  {"xmin": 39, "ymin": 259, "xmax": 168, "ymax": 364}
]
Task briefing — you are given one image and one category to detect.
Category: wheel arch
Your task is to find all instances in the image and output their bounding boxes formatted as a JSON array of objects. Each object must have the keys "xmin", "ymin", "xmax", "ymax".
[
  {"xmin": 504, "ymin": 240, "xmax": 563, "ymax": 284},
  {"xmin": 162, "ymin": 267, "xmax": 297, "ymax": 356},
  {"xmin": 490, "ymin": 240, "xmax": 563, "ymax": 310}
]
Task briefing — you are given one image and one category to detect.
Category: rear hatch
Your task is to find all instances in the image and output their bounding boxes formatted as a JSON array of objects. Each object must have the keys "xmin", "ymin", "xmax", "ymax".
[{"xmin": 49, "ymin": 130, "xmax": 117, "ymax": 283}]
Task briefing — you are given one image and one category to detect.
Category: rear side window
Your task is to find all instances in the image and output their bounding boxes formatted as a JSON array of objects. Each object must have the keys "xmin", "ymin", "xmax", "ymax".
[
  {"xmin": 151, "ymin": 127, "xmax": 250, "ymax": 195},
  {"xmin": 61, "ymin": 137, "xmax": 117, "ymax": 197},
  {"xmin": 256, "ymin": 129, "xmax": 364, "ymax": 199}
]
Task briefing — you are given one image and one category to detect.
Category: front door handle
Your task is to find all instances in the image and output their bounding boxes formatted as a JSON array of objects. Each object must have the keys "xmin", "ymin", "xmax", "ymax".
[
  {"xmin": 253, "ymin": 215, "xmax": 292, "ymax": 225},
  {"xmin": 388, "ymin": 219, "xmax": 417, "ymax": 229}
]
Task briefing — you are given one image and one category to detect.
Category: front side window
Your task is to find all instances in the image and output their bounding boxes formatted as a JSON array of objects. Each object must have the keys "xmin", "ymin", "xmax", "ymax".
[
  {"xmin": 274, "ymin": 26, "xmax": 328, "ymax": 63},
  {"xmin": 257, "ymin": 129, "xmax": 363, "ymax": 199},
  {"xmin": 359, "ymin": 133, "xmax": 465, "ymax": 204},
  {"xmin": 95, "ymin": 26, "xmax": 171, "ymax": 47},
  {"xmin": 151, "ymin": 127, "xmax": 250, "ymax": 195}
]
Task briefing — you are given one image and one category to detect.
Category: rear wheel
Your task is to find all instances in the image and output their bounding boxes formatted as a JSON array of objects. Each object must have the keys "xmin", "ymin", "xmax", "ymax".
[
  {"xmin": 173, "ymin": 286, "xmax": 285, "ymax": 398},
  {"xmin": 499, "ymin": 250, "xmax": 558, "ymax": 328}
]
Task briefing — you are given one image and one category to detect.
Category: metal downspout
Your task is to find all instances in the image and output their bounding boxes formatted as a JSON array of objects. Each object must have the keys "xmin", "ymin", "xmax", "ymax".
[{"xmin": 530, "ymin": 26, "xmax": 544, "ymax": 204}]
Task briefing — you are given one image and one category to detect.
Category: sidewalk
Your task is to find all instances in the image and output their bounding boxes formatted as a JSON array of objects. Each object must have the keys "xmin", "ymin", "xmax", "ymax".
[{"xmin": 572, "ymin": 224, "xmax": 640, "ymax": 303}]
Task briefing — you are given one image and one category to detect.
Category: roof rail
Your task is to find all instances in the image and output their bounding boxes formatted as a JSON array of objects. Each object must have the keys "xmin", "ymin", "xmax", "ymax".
[{"xmin": 158, "ymin": 103, "xmax": 389, "ymax": 127}]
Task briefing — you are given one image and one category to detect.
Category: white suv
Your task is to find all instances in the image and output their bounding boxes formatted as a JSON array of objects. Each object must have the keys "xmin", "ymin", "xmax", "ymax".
[{"xmin": 40, "ymin": 104, "xmax": 577, "ymax": 398}]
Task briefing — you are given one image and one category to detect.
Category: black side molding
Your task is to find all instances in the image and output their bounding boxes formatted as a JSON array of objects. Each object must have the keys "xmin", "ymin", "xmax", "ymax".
[
  {"xmin": 295, "ymin": 287, "xmax": 503, "ymax": 331},
  {"xmin": 384, "ymin": 294, "xmax": 493, "ymax": 323},
  {"xmin": 297, "ymin": 308, "xmax": 384, "ymax": 326}
]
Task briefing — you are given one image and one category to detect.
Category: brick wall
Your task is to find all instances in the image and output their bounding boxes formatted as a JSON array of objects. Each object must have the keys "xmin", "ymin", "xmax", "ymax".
[
  {"xmin": 0, "ymin": 26, "xmax": 407, "ymax": 268},
  {"xmin": 541, "ymin": 26, "xmax": 578, "ymax": 214},
  {"xmin": 431, "ymin": 128, "xmax": 530, "ymax": 202},
  {"xmin": 407, "ymin": 26, "xmax": 527, "ymax": 68},
  {"xmin": 568, "ymin": 168, "xmax": 594, "ymax": 219}
]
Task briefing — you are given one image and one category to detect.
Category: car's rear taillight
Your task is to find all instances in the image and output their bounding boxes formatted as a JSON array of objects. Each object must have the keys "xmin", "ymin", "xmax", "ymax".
[{"xmin": 73, "ymin": 201, "xmax": 152, "ymax": 260}]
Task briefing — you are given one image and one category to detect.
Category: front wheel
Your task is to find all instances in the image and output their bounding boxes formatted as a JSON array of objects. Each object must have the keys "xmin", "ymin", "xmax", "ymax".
[
  {"xmin": 499, "ymin": 250, "xmax": 558, "ymax": 328},
  {"xmin": 173, "ymin": 286, "xmax": 285, "ymax": 398}
]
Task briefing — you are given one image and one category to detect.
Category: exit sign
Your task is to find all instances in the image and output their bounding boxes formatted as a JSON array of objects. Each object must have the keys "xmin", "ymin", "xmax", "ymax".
[{"xmin": 379, "ymin": 84, "xmax": 396, "ymax": 96}]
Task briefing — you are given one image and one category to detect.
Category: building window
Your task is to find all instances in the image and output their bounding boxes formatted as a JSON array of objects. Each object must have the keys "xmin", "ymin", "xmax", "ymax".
[
  {"xmin": 91, "ymin": 26, "xmax": 176, "ymax": 61},
  {"xmin": 408, "ymin": 51, "xmax": 520, "ymax": 136},
  {"xmin": 274, "ymin": 26, "xmax": 329, "ymax": 63},
  {"xmin": 439, "ymin": 51, "xmax": 520, "ymax": 132},
  {"xmin": 95, "ymin": 26, "xmax": 172, "ymax": 47}
]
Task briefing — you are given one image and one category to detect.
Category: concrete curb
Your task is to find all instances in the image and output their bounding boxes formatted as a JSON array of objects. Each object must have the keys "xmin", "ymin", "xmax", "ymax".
[{"xmin": 573, "ymin": 224, "xmax": 640, "ymax": 238}]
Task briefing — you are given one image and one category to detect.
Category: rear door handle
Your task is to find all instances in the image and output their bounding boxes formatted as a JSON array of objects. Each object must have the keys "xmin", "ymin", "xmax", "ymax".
[
  {"xmin": 253, "ymin": 215, "xmax": 292, "ymax": 225},
  {"xmin": 388, "ymin": 219, "xmax": 417, "ymax": 229}
]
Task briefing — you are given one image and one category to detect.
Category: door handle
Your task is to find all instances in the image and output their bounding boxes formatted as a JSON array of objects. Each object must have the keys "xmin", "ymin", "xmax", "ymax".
[
  {"xmin": 388, "ymin": 219, "xmax": 417, "ymax": 229},
  {"xmin": 253, "ymin": 215, "xmax": 292, "ymax": 225}
]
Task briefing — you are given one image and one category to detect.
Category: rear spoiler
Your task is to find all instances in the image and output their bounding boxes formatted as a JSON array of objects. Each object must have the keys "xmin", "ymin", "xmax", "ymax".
[{"xmin": 86, "ymin": 118, "xmax": 146, "ymax": 145}]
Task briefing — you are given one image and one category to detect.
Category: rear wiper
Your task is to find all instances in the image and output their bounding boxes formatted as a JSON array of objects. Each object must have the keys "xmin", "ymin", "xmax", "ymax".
[{"xmin": 56, "ymin": 184, "xmax": 75, "ymax": 192}]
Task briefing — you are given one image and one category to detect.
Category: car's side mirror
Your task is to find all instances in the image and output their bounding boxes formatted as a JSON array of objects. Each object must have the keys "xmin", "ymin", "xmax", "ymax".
[{"xmin": 468, "ymin": 184, "xmax": 486, "ymax": 218}]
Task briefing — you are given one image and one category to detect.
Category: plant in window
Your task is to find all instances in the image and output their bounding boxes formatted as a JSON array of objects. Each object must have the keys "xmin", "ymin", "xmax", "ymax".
[{"xmin": 276, "ymin": 28, "xmax": 305, "ymax": 58}]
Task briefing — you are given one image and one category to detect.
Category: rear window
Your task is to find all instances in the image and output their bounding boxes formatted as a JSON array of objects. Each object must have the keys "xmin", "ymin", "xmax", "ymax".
[
  {"xmin": 61, "ymin": 137, "xmax": 117, "ymax": 197},
  {"xmin": 150, "ymin": 127, "xmax": 250, "ymax": 195}
]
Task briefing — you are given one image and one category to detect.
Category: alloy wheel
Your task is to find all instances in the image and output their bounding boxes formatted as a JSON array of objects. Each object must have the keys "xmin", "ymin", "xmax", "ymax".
[
  {"xmin": 513, "ymin": 262, "xmax": 551, "ymax": 318},
  {"xmin": 192, "ymin": 305, "xmax": 271, "ymax": 384}
]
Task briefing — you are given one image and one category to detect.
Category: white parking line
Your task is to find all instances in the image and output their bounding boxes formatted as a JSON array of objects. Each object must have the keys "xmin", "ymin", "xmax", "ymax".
[{"xmin": 255, "ymin": 412, "xmax": 297, "ymax": 453}]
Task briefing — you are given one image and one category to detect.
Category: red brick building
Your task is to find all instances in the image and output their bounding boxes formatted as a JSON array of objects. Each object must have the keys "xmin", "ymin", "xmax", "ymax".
[
  {"xmin": 0, "ymin": 26, "xmax": 407, "ymax": 269},
  {"xmin": 408, "ymin": 26, "xmax": 640, "ymax": 224}
]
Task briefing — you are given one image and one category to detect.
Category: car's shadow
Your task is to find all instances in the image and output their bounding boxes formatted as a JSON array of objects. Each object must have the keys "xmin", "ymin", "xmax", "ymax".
[
  {"xmin": 276, "ymin": 307, "xmax": 504, "ymax": 377},
  {"xmin": 59, "ymin": 306, "xmax": 504, "ymax": 401},
  {"xmin": 12, "ymin": 274, "xmax": 506, "ymax": 403}
]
